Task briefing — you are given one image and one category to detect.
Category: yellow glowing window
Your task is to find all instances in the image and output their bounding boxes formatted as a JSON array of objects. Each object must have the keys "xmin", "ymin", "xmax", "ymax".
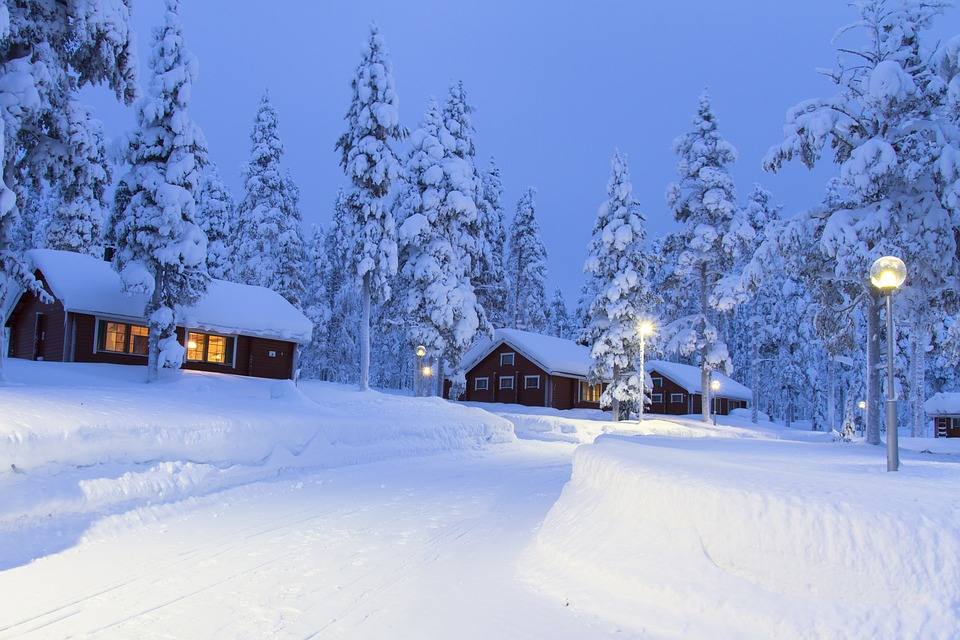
[
  {"xmin": 98, "ymin": 320, "xmax": 149, "ymax": 356},
  {"xmin": 579, "ymin": 381, "xmax": 603, "ymax": 403},
  {"xmin": 186, "ymin": 331, "xmax": 234, "ymax": 366}
]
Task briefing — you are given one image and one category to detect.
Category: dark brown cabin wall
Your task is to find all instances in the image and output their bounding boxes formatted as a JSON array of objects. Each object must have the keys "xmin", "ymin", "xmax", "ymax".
[
  {"xmin": 247, "ymin": 337, "xmax": 295, "ymax": 379},
  {"xmin": 72, "ymin": 313, "xmax": 149, "ymax": 365},
  {"xmin": 551, "ymin": 376, "xmax": 575, "ymax": 410},
  {"xmin": 463, "ymin": 343, "xmax": 547, "ymax": 407},
  {"xmin": 5, "ymin": 273, "xmax": 66, "ymax": 361},
  {"xmin": 176, "ymin": 328, "xmax": 252, "ymax": 376},
  {"xmin": 647, "ymin": 371, "xmax": 693, "ymax": 415}
]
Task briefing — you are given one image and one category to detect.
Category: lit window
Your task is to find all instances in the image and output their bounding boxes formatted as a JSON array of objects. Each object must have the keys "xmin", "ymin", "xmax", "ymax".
[
  {"xmin": 475, "ymin": 377, "xmax": 489, "ymax": 391},
  {"xmin": 579, "ymin": 381, "xmax": 602, "ymax": 403},
  {"xmin": 524, "ymin": 375, "xmax": 540, "ymax": 389},
  {"xmin": 98, "ymin": 320, "xmax": 149, "ymax": 356},
  {"xmin": 186, "ymin": 331, "xmax": 235, "ymax": 366},
  {"xmin": 499, "ymin": 352, "xmax": 515, "ymax": 366},
  {"xmin": 670, "ymin": 393, "xmax": 684, "ymax": 404},
  {"xmin": 499, "ymin": 376, "xmax": 514, "ymax": 389}
]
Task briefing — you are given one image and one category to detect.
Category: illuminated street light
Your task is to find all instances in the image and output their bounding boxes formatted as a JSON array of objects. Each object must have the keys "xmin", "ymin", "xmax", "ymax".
[
  {"xmin": 709, "ymin": 378, "xmax": 720, "ymax": 426},
  {"xmin": 870, "ymin": 255, "xmax": 907, "ymax": 472},
  {"xmin": 415, "ymin": 345, "xmax": 427, "ymax": 358},
  {"xmin": 858, "ymin": 400, "xmax": 866, "ymax": 410},
  {"xmin": 414, "ymin": 345, "xmax": 428, "ymax": 396},
  {"xmin": 636, "ymin": 319, "xmax": 656, "ymax": 422},
  {"xmin": 422, "ymin": 365, "xmax": 433, "ymax": 378}
]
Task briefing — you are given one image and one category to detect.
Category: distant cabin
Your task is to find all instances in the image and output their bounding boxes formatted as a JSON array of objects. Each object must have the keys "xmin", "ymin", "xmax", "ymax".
[
  {"xmin": 646, "ymin": 360, "xmax": 751, "ymax": 416},
  {"xmin": 448, "ymin": 328, "xmax": 751, "ymax": 415},
  {"xmin": 924, "ymin": 393, "xmax": 960, "ymax": 438},
  {"xmin": 3, "ymin": 249, "xmax": 313, "ymax": 380},
  {"xmin": 448, "ymin": 328, "xmax": 607, "ymax": 409}
]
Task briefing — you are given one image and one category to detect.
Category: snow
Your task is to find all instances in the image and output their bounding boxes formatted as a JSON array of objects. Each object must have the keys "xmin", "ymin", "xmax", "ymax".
[
  {"xmin": 521, "ymin": 434, "xmax": 960, "ymax": 639},
  {"xmin": 647, "ymin": 358, "xmax": 752, "ymax": 400},
  {"xmin": 924, "ymin": 391, "xmax": 960, "ymax": 415},
  {"xmin": 0, "ymin": 359, "xmax": 513, "ymax": 569},
  {"xmin": 23, "ymin": 249, "xmax": 313, "ymax": 343},
  {"xmin": 461, "ymin": 327, "xmax": 594, "ymax": 378}
]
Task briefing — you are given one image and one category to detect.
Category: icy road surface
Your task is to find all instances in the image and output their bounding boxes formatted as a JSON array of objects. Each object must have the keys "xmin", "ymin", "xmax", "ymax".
[{"xmin": 0, "ymin": 441, "xmax": 632, "ymax": 639}]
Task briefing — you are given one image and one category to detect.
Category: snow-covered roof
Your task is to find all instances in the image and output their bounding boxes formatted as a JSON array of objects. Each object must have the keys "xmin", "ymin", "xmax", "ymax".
[
  {"xmin": 646, "ymin": 360, "xmax": 752, "ymax": 401},
  {"xmin": 461, "ymin": 328, "xmax": 594, "ymax": 378},
  {"xmin": 20, "ymin": 249, "xmax": 313, "ymax": 344},
  {"xmin": 924, "ymin": 392, "xmax": 960, "ymax": 415}
]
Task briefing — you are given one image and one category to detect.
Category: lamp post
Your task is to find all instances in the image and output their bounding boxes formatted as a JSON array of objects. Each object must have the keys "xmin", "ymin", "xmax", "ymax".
[
  {"xmin": 710, "ymin": 378, "xmax": 721, "ymax": 425},
  {"xmin": 636, "ymin": 320, "xmax": 656, "ymax": 422},
  {"xmin": 415, "ymin": 345, "xmax": 426, "ymax": 396},
  {"xmin": 421, "ymin": 363, "xmax": 433, "ymax": 396},
  {"xmin": 870, "ymin": 255, "xmax": 907, "ymax": 472}
]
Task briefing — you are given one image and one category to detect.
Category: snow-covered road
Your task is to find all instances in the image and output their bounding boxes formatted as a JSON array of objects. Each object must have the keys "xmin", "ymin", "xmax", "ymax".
[{"xmin": 0, "ymin": 441, "xmax": 632, "ymax": 639}]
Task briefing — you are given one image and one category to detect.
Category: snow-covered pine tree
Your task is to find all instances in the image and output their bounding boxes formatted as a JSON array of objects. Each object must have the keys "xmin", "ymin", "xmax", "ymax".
[
  {"xmin": 662, "ymin": 92, "xmax": 747, "ymax": 423},
  {"xmin": 506, "ymin": 188, "xmax": 548, "ymax": 333},
  {"xmin": 196, "ymin": 162, "xmax": 236, "ymax": 280},
  {"xmin": 45, "ymin": 100, "xmax": 109, "ymax": 256},
  {"xmin": 582, "ymin": 150, "xmax": 656, "ymax": 421},
  {"xmin": 546, "ymin": 289, "xmax": 573, "ymax": 339},
  {"xmin": 11, "ymin": 175, "xmax": 54, "ymax": 251},
  {"xmin": 235, "ymin": 91, "xmax": 304, "ymax": 306},
  {"xmin": 336, "ymin": 25, "xmax": 406, "ymax": 391},
  {"xmin": 110, "ymin": 0, "xmax": 208, "ymax": 383},
  {"xmin": 397, "ymin": 98, "xmax": 488, "ymax": 396},
  {"xmin": 476, "ymin": 158, "xmax": 509, "ymax": 327},
  {"xmin": 763, "ymin": 0, "xmax": 960, "ymax": 443},
  {"xmin": 0, "ymin": 0, "xmax": 136, "ymax": 379},
  {"xmin": 299, "ymin": 224, "xmax": 331, "ymax": 379}
]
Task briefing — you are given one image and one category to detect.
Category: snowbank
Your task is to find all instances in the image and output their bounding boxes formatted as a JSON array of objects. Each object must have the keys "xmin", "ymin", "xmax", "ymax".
[
  {"xmin": 0, "ymin": 360, "xmax": 513, "ymax": 567},
  {"xmin": 520, "ymin": 435, "xmax": 960, "ymax": 639}
]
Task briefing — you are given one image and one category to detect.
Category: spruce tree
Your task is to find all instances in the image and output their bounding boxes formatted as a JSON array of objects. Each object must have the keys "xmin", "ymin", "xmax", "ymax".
[
  {"xmin": 506, "ymin": 188, "xmax": 548, "ymax": 332},
  {"xmin": 111, "ymin": 0, "xmax": 208, "ymax": 382},
  {"xmin": 45, "ymin": 100, "xmax": 110, "ymax": 256},
  {"xmin": 662, "ymin": 92, "xmax": 745, "ymax": 422},
  {"xmin": 583, "ymin": 150, "xmax": 656, "ymax": 420},
  {"xmin": 546, "ymin": 288, "xmax": 572, "ymax": 339},
  {"xmin": 196, "ymin": 163, "xmax": 236, "ymax": 280},
  {"xmin": 300, "ymin": 224, "xmax": 331, "ymax": 379},
  {"xmin": 336, "ymin": 25, "xmax": 406, "ymax": 390},
  {"xmin": 477, "ymin": 158, "xmax": 509, "ymax": 327}
]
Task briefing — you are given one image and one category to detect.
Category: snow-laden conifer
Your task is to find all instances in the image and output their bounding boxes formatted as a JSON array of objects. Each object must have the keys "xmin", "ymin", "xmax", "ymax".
[
  {"xmin": 196, "ymin": 163, "xmax": 236, "ymax": 280},
  {"xmin": 506, "ymin": 188, "xmax": 548, "ymax": 332},
  {"xmin": 336, "ymin": 25, "xmax": 406, "ymax": 391},
  {"xmin": 111, "ymin": 0, "xmax": 208, "ymax": 382},
  {"xmin": 476, "ymin": 158, "xmax": 510, "ymax": 327}
]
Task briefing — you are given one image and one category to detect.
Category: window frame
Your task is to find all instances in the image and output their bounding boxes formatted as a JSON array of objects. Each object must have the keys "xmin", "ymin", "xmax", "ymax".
[
  {"xmin": 670, "ymin": 393, "xmax": 684, "ymax": 404},
  {"xmin": 651, "ymin": 393, "xmax": 663, "ymax": 404},
  {"xmin": 652, "ymin": 376, "xmax": 663, "ymax": 388},
  {"xmin": 579, "ymin": 380, "xmax": 602, "ymax": 403},
  {"xmin": 95, "ymin": 318, "xmax": 150, "ymax": 358},
  {"xmin": 499, "ymin": 375, "xmax": 515, "ymax": 390},
  {"xmin": 499, "ymin": 352, "xmax": 515, "ymax": 366},
  {"xmin": 474, "ymin": 376, "xmax": 489, "ymax": 391},
  {"xmin": 185, "ymin": 330, "xmax": 236, "ymax": 367},
  {"xmin": 524, "ymin": 375, "xmax": 541, "ymax": 390}
]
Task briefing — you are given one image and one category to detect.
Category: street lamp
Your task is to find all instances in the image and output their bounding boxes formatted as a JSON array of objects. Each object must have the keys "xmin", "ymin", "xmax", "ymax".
[
  {"xmin": 414, "ymin": 345, "xmax": 427, "ymax": 396},
  {"xmin": 636, "ymin": 319, "xmax": 656, "ymax": 422},
  {"xmin": 870, "ymin": 255, "xmax": 907, "ymax": 472},
  {"xmin": 710, "ymin": 378, "xmax": 721, "ymax": 425}
]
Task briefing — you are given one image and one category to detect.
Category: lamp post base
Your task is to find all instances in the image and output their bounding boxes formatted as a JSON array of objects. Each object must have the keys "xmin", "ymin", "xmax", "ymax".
[{"xmin": 886, "ymin": 397, "xmax": 899, "ymax": 472}]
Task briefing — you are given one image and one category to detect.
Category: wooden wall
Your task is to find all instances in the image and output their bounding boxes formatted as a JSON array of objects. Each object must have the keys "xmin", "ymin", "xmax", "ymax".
[
  {"xmin": 462, "ymin": 343, "xmax": 547, "ymax": 407},
  {"xmin": 4, "ymin": 273, "xmax": 66, "ymax": 362}
]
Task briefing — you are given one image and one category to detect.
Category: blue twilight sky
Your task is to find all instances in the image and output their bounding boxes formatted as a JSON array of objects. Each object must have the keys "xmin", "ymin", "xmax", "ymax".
[{"xmin": 83, "ymin": 1, "xmax": 958, "ymax": 306}]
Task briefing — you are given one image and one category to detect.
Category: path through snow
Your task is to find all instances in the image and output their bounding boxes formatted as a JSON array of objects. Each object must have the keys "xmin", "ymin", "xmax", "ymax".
[{"xmin": 0, "ymin": 441, "xmax": 635, "ymax": 639}]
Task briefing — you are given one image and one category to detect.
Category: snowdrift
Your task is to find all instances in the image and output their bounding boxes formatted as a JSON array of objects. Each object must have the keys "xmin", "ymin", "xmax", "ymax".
[
  {"xmin": 0, "ymin": 360, "xmax": 513, "ymax": 567},
  {"xmin": 520, "ymin": 435, "xmax": 960, "ymax": 639}
]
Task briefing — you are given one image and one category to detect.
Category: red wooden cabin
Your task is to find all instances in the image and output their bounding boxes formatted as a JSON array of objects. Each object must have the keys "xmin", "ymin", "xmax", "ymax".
[
  {"xmin": 925, "ymin": 392, "xmax": 960, "ymax": 438},
  {"xmin": 3, "ymin": 249, "xmax": 312, "ymax": 380},
  {"xmin": 645, "ymin": 360, "xmax": 751, "ymax": 416}
]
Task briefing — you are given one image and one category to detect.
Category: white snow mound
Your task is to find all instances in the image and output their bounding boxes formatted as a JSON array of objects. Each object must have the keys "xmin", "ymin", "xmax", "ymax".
[{"xmin": 520, "ymin": 435, "xmax": 960, "ymax": 639}]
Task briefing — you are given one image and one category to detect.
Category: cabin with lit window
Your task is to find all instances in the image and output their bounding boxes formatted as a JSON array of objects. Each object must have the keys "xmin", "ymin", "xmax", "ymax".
[
  {"xmin": 449, "ymin": 328, "xmax": 607, "ymax": 410},
  {"xmin": 3, "ymin": 249, "xmax": 312, "ymax": 380},
  {"xmin": 924, "ymin": 392, "xmax": 960, "ymax": 438},
  {"xmin": 645, "ymin": 360, "xmax": 751, "ymax": 416}
]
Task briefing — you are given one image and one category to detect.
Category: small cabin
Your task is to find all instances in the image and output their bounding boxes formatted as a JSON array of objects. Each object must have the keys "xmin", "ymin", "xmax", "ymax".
[
  {"xmin": 924, "ymin": 392, "xmax": 960, "ymax": 438},
  {"xmin": 3, "ymin": 249, "xmax": 312, "ymax": 380},
  {"xmin": 645, "ymin": 360, "xmax": 751, "ymax": 416},
  {"xmin": 450, "ymin": 328, "xmax": 607, "ymax": 410}
]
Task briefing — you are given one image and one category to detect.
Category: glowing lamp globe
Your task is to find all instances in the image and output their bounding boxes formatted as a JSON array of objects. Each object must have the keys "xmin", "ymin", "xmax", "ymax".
[
  {"xmin": 415, "ymin": 345, "xmax": 427, "ymax": 358},
  {"xmin": 869, "ymin": 256, "xmax": 907, "ymax": 293},
  {"xmin": 858, "ymin": 400, "xmax": 866, "ymax": 410},
  {"xmin": 710, "ymin": 379, "xmax": 721, "ymax": 392},
  {"xmin": 421, "ymin": 365, "xmax": 433, "ymax": 377},
  {"xmin": 637, "ymin": 319, "xmax": 656, "ymax": 337}
]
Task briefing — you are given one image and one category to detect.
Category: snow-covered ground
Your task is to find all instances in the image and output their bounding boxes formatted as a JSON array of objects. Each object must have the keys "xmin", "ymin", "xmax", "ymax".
[
  {"xmin": 0, "ymin": 442, "xmax": 630, "ymax": 639},
  {"xmin": 0, "ymin": 360, "xmax": 512, "ymax": 570},
  {"xmin": 521, "ymin": 434, "xmax": 960, "ymax": 639}
]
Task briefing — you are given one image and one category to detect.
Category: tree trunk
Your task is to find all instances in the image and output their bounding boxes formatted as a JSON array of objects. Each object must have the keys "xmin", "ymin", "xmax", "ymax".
[
  {"xmin": 611, "ymin": 364, "xmax": 621, "ymax": 422},
  {"xmin": 0, "ymin": 322, "xmax": 7, "ymax": 383},
  {"xmin": 436, "ymin": 354, "xmax": 444, "ymax": 397},
  {"xmin": 911, "ymin": 324, "xmax": 926, "ymax": 437},
  {"xmin": 146, "ymin": 281, "xmax": 164, "ymax": 383},
  {"xmin": 359, "ymin": 274, "xmax": 371, "ymax": 391},
  {"xmin": 827, "ymin": 357, "xmax": 836, "ymax": 432},
  {"xmin": 865, "ymin": 291, "xmax": 881, "ymax": 445},
  {"xmin": 750, "ymin": 341, "xmax": 759, "ymax": 424},
  {"xmin": 699, "ymin": 266, "xmax": 711, "ymax": 424}
]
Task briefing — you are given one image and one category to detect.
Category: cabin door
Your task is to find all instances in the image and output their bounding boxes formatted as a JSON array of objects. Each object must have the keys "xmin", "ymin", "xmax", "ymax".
[{"xmin": 33, "ymin": 313, "xmax": 46, "ymax": 360}]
